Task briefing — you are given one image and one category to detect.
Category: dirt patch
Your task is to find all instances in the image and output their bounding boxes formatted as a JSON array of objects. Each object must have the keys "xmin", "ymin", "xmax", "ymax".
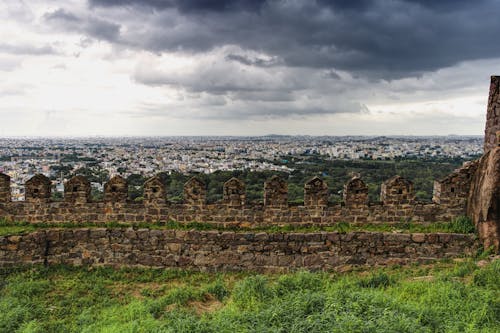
[{"xmin": 189, "ymin": 294, "xmax": 224, "ymax": 315}]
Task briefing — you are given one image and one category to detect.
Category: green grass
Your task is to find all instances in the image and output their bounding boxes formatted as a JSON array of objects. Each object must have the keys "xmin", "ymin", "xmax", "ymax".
[
  {"xmin": 0, "ymin": 216, "xmax": 477, "ymax": 236},
  {"xmin": 0, "ymin": 259, "xmax": 498, "ymax": 332}
]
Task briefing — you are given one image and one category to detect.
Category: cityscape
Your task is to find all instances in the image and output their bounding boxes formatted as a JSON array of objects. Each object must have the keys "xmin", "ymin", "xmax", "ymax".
[{"xmin": 0, "ymin": 135, "xmax": 482, "ymax": 201}]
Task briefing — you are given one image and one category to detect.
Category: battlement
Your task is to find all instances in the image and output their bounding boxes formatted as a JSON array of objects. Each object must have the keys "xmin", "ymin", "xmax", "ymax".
[{"xmin": 0, "ymin": 166, "xmax": 475, "ymax": 227}]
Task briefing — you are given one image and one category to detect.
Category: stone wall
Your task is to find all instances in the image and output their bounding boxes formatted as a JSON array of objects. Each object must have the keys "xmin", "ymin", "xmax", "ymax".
[
  {"xmin": 0, "ymin": 228, "xmax": 478, "ymax": 271},
  {"xmin": 433, "ymin": 160, "xmax": 478, "ymax": 207},
  {"xmin": 0, "ymin": 201, "xmax": 466, "ymax": 226},
  {"xmin": 0, "ymin": 170, "xmax": 473, "ymax": 226}
]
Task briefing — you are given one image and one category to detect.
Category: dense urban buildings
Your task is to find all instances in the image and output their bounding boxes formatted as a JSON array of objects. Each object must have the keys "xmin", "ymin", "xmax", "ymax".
[{"xmin": 0, "ymin": 136, "xmax": 482, "ymax": 201}]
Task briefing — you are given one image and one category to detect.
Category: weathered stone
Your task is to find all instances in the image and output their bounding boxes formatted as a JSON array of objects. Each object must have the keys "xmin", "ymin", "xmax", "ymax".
[
  {"xmin": 264, "ymin": 175, "xmax": 288, "ymax": 207},
  {"xmin": 304, "ymin": 177, "xmax": 328, "ymax": 207},
  {"xmin": 433, "ymin": 161, "xmax": 478, "ymax": 207},
  {"xmin": 223, "ymin": 178, "xmax": 245, "ymax": 207},
  {"xmin": 65, "ymin": 176, "xmax": 91, "ymax": 204},
  {"xmin": 381, "ymin": 176, "xmax": 415, "ymax": 205},
  {"xmin": 343, "ymin": 177, "xmax": 368, "ymax": 207},
  {"xmin": 184, "ymin": 177, "xmax": 206, "ymax": 206},
  {"xmin": 411, "ymin": 233, "xmax": 426, "ymax": 243},
  {"xmin": 0, "ymin": 173, "xmax": 10, "ymax": 203},
  {"xmin": 468, "ymin": 147, "xmax": 500, "ymax": 251},
  {"xmin": 484, "ymin": 76, "xmax": 500, "ymax": 154},
  {"xmin": 104, "ymin": 175, "xmax": 128, "ymax": 202},
  {"xmin": 144, "ymin": 175, "xmax": 167, "ymax": 205},
  {"xmin": 25, "ymin": 174, "xmax": 51, "ymax": 203}
]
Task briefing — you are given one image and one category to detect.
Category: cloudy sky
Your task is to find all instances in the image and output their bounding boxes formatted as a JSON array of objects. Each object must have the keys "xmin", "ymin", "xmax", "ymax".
[{"xmin": 1, "ymin": 0, "xmax": 499, "ymax": 136}]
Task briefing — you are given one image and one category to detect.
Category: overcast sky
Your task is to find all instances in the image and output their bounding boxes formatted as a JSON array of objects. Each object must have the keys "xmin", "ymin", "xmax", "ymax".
[{"xmin": 1, "ymin": 0, "xmax": 499, "ymax": 136}]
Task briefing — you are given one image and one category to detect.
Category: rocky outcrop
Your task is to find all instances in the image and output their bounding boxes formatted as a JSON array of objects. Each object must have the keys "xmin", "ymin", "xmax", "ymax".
[
  {"xmin": 484, "ymin": 76, "xmax": 500, "ymax": 154},
  {"xmin": 466, "ymin": 75, "xmax": 500, "ymax": 253},
  {"xmin": 468, "ymin": 147, "xmax": 500, "ymax": 251}
]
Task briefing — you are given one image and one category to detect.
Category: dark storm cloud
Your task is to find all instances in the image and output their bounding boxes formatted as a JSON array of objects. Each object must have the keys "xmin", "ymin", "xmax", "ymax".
[
  {"xmin": 89, "ymin": 0, "xmax": 267, "ymax": 12},
  {"xmin": 225, "ymin": 54, "xmax": 281, "ymax": 67},
  {"xmin": 44, "ymin": 8, "xmax": 120, "ymax": 42},
  {"xmin": 317, "ymin": 0, "xmax": 475, "ymax": 11},
  {"xmin": 83, "ymin": 0, "xmax": 500, "ymax": 79}
]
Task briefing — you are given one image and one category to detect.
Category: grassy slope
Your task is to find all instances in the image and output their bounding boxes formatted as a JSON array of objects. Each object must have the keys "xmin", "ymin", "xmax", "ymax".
[{"xmin": 0, "ymin": 258, "xmax": 498, "ymax": 333}]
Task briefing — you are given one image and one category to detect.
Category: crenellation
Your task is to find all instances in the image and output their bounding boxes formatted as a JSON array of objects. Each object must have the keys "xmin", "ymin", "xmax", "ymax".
[
  {"xmin": 343, "ymin": 176, "xmax": 368, "ymax": 208},
  {"xmin": 0, "ymin": 173, "xmax": 10, "ymax": 203},
  {"xmin": 184, "ymin": 177, "xmax": 206, "ymax": 207},
  {"xmin": 432, "ymin": 160, "xmax": 478, "ymax": 207},
  {"xmin": 223, "ymin": 177, "xmax": 245, "ymax": 207},
  {"xmin": 25, "ymin": 174, "xmax": 51, "ymax": 203},
  {"xmin": 65, "ymin": 175, "xmax": 91, "ymax": 204},
  {"xmin": 144, "ymin": 175, "xmax": 167, "ymax": 206},
  {"xmin": 104, "ymin": 175, "xmax": 128, "ymax": 202},
  {"xmin": 264, "ymin": 175, "xmax": 288, "ymax": 207},
  {"xmin": 304, "ymin": 176, "xmax": 328, "ymax": 207},
  {"xmin": 381, "ymin": 176, "xmax": 415, "ymax": 205},
  {"xmin": 0, "ymin": 172, "xmax": 474, "ymax": 227}
]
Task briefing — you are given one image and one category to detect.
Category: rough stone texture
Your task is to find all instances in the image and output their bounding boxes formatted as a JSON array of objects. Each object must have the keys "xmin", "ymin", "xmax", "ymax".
[
  {"xmin": 464, "ymin": 75, "xmax": 500, "ymax": 253},
  {"xmin": 343, "ymin": 177, "xmax": 368, "ymax": 207},
  {"xmin": 381, "ymin": 176, "xmax": 415, "ymax": 205},
  {"xmin": 468, "ymin": 147, "xmax": 500, "ymax": 251},
  {"xmin": 264, "ymin": 175, "xmax": 288, "ymax": 207},
  {"xmin": 184, "ymin": 177, "xmax": 206, "ymax": 207},
  {"xmin": 104, "ymin": 175, "xmax": 128, "ymax": 202},
  {"xmin": 304, "ymin": 177, "xmax": 328, "ymax": 207},
  {"xmin": 144, "ymin": 176, "xmax": 167, "ymax": 206},
  {"xmin": 0, "ymin": 174, "xmax": 470, "ymax": 226},
  {"xmin": 0, "ymin": 200, "xmax": 463, "ymax": 226},
  {"xmin": 433, "ymin": 160, "xmax": 478, "ymax": 207},
  {"xmin": 0, "ymin": 229, "xmax": 478, "ymax": 272},
  {"xmin": 484, "ymin": 76, "xmax": 500, "ymax": 154},
  {"xmin": 64, "ymin": 176, "xmax": 91, "ymax": 204},
  {"xmin": 0, "ymin": 173, "xmax": 10, "ymax": 203},
  {"xmin": 223, "ymin": 178, "xmax": 245, "ymax": 207},
  {"xmin": 25, "ymin": 174, "xmax": 51, "ymax": 203}
]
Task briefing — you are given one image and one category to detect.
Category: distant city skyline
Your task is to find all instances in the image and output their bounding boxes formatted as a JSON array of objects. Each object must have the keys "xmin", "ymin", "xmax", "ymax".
[
  {"xmin": 0, "ymin": 135, "xmax": 483, "ymax": 201},
  {"xmin": 1, "ymin": 0, "xmax": 500, "ymax": 136}
]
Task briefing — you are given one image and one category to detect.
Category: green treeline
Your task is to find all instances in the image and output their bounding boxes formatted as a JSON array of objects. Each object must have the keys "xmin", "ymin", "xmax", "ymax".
[
  {"xmin": 127, "ymin": 157, "xmax": 465, "ymax": 203},
  {"xmin": 61, "ymin": 156, "xmax": 470, "ymax": 203}
]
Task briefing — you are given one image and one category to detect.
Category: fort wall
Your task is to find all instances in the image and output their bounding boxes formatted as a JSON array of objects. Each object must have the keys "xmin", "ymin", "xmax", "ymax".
[
  {"xmin": 0, "ymin": 171, "xmax": 473, "ymax": 227},
  {"xmin": 0, "ymin": 228, "xmax": 478, "ymax": 272}
]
